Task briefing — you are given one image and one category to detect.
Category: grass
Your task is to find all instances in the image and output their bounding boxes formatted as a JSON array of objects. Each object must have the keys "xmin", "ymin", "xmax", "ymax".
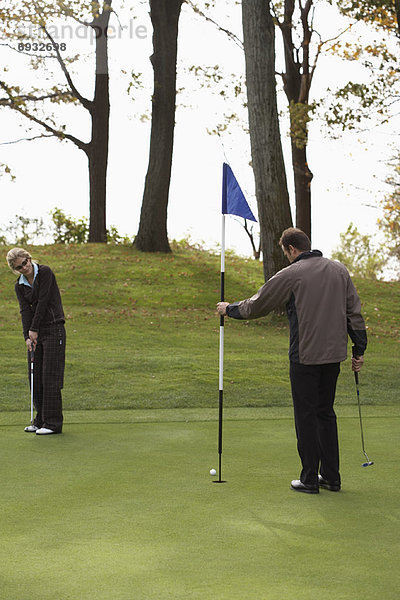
[
  {"xmin": 0, "ymin": 243, "xmax": 399, "ymax": 411},
  {"xmin": 1, "ymin": 409, "xmax": 399, "ymax": 600},
  {"xmin": 0, "ymin": 243, "xmax": 399, "ymax": 599}
]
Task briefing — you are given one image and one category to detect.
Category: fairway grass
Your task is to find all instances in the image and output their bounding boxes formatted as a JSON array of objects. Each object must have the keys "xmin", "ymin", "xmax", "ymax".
[
  {"xmin": 1, "ymin": 408, "xmax": 399, "ymax": 600},
  {"xmin": 1, "ymin": 245, "xmax": 399, "ymax": 598},
  {"xmin": 1, "ymin": 244, "xmax": 399, "ymax": 412}
]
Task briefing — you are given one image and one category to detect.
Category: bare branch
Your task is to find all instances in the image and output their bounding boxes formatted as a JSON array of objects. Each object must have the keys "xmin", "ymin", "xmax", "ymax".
[
  {"xmin": 0, "ymin": 81, "xmax": 72, "ymax": 108},
  {"xmin": 6, "ymin": 102, "xmax": 89, "ymax": 152},
  {"xmin": 185, "ymin": 0, "xmax": 243, "ymax": 49},
  {"xmin": 309, "ymin": 23, "xmax": 354, "ymax": 83},
  {"xmin": 0, "ymin": 41, "xmax": 55, "ymax": 59},
  {"xmin": 309, "ymin": 23, "xmax": 354, "ymax": 86},
  {"xmin": 242, "ymin": 218, "xmax": 261, "ymax": 259},
  {"xmin": 279, "ymin": 0, "xmax": 301, "ymax": 76},
  {"xmin": 300, "ymin": 0, "xmax": 313, "ymax": 18},
  {"xmin": 42, "ymin": 25, "xmax": 93, "ymax": 111},
  {"xmin": 70, "ymin": 16, "xmax": 93, "ymax": 27},
  {"xmin": 51, "ymin": 0, "xmax": 93, "ymax": 27},
  {"xmin": 112, "ymin": 7, "xmax": 124, "ymax": 33},
  {"xmin": 22, "ymin": 92, "xmax": 71, "ymax": 102},
  {"xmin": 0, "ymin": 134, "xmax": 54, "ymax": 145},
  {"xmin": 319, "ymin": 23, "xmax": 354, "ymax": 48}
]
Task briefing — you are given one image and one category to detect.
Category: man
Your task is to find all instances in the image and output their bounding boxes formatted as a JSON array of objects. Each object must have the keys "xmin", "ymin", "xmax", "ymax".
[{"xmin": 217, "ymin": 227, "xmax": 367, "ymax": 494}]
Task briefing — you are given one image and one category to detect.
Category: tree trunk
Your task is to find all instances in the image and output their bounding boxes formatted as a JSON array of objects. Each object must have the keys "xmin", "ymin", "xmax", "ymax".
[
  {"xmin": 291, "ymin": 140, "xmax": 313, "ymax": 237},
  {"xmin": 0, "ymin": 3, "xmax": 111, "ymax": 244},
  {"xmin": 242, "ymin": 0, "xmax": 293, "ymax": 281},
  {"xmin": 134, "ymin": 0, "xmax": 183, "ymax": 253},
  {"xmin": 87, "ymin": 7, "xmax": 111, "ymax": 243},
  {"xmin": 87, "ymin": 76, "xmax": 109, "ymax": 243},
  {"xmin": 280, "ymin": 0, "xmax": 314, "ymax": 240}
]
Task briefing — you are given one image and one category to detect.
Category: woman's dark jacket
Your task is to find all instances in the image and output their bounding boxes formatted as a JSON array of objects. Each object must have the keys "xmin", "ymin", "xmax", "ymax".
[{"xmin": 15, "ymin": 264, "xmax": 65, "ymax": 340}]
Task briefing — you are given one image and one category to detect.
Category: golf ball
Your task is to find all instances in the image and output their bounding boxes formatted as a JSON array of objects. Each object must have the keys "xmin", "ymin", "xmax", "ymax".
[{"xmin": 210, "ymin": 468, "xmax": 217, "ymax": 476}]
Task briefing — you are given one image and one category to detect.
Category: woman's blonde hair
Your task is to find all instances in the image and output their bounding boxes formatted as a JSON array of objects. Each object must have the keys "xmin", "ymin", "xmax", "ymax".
[{"xmin": 6, "ymin": 248, "xmax": 32, "ymax": 274}]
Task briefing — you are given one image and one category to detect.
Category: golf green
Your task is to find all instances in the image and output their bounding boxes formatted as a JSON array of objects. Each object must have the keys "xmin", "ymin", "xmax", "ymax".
[{"xmin": 0, "ymin": 408, "xmax": 399, "ymax": 599}]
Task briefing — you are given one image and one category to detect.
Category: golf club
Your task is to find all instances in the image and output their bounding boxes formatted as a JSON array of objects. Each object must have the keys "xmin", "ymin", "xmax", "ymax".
[
  {"xmin": 30, "ymin": 347, "xmax": 34, "ymax": 425},
  {"xmin": 353, "ymin": 348, "xmax": 374, "ymax": 467}
]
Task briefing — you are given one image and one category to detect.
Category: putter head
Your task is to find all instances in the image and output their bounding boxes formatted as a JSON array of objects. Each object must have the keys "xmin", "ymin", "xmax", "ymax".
[{"xmin": 362, "ymin": 461, "xmax": 374, "ymax": 467}]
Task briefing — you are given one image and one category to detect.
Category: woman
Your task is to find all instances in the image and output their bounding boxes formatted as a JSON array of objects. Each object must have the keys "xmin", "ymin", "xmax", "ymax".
[{"xmin": 7, "ymin": 248, "xmax": 66, "ymax": 435}]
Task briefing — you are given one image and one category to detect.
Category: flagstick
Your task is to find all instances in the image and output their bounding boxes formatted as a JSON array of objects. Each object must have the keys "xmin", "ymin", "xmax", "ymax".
[
  {"xmin": 215, "ymin": 162, "xmax": 256, "ymax": 484},
  {"xmin": 215, "ymin": 213, "xmax": 227, "ymax": 483}
]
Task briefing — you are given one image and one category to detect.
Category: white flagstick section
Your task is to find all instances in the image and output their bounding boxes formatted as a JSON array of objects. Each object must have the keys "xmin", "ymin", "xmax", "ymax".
[{"xmin": 219, "ymin": 214, "xmax": 226, "ymax": 391}]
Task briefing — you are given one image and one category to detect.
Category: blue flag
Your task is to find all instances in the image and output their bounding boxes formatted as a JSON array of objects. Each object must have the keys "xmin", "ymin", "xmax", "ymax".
[{"xmin": 221, "ymin": 163, "xmax": 257, "ymax": 222}]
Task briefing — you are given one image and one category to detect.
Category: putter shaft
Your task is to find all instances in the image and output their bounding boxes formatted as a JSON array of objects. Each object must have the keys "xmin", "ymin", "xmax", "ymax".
[{"xmin": 353, "ymin": 364, "xmax": 373, "ymax": 467}]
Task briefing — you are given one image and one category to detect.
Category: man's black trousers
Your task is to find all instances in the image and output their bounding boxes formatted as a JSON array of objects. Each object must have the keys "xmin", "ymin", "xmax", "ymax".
[{"xmin": 289, "ymin": 361, "xmax": 341, "ymax": 487}]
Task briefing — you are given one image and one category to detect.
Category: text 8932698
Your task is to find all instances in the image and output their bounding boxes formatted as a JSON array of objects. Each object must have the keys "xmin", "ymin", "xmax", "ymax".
[{"xmin": 18, "ymin": 42, "xmax": 67, "ymax": 52}]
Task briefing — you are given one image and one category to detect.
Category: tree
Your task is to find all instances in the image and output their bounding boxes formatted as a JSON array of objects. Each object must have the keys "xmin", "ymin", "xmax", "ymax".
[
  {"xmin": 134, "ymin": 0, "xmax": 184, "ymax": 253},
  {"xmin": 242, "ymin": 0, "xmax": 293, "ymax": 280},
  {"xmin": 0, "ymin": 0, "xmax": 113, "ymax": 242},
  {"xmin": 321, "ymin": 0, "xmax": 399, "ymax": 133},
  {"xmin": 189, "ymin": 0, "xmax": 398, "ymax": 249},
  {"xmin": 337, "ymin": 0, "xmax": 399, "ymax": 36},
  {"xmin": 273, "ymin": 0, "xmax": 317, "ymax": 239},
  {"xmin": 272, "ymin": 0, "xmax": 378, "ymax": 239},
  {"xmin": 378, "ymin": 156, "xmax": 400, "ymax": 269},
  {"xmin": 331, "ymin": 223, "xmax": 386, "ymax": 279},
  {"xmin": 335, "ymin": 1, "xmax": 399, "ymax": 273},
  {"xmin": 187, "ymin": 1, "xmax": 349, "ymax": 244}
]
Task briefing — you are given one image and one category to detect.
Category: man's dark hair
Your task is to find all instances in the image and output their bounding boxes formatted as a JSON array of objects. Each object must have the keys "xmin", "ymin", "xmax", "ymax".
[{"xmin": 279, "ymin": 228, "xmax": 311, "ymax": 252}]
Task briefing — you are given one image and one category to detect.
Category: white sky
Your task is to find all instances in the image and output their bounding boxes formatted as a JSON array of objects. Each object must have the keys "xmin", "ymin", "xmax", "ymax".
[{"xmin": 0, "ymin": 1, "xmax": 397, "ymax": 259}]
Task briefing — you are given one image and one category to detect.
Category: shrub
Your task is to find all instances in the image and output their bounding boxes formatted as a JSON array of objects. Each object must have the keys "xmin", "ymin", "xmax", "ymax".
[
  {"xmin": 50, "ymin": 208, "xmax": 89, "ymax": 244},
  {"xmin": 331, "ymin": 223, "xmax": 386, "ymax": 280}
]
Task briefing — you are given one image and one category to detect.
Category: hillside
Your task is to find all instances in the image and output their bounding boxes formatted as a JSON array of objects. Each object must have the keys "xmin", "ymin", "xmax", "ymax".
[{"xmin": 1, "ymin": 243, "xmax": 399, "ymax": 411}]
